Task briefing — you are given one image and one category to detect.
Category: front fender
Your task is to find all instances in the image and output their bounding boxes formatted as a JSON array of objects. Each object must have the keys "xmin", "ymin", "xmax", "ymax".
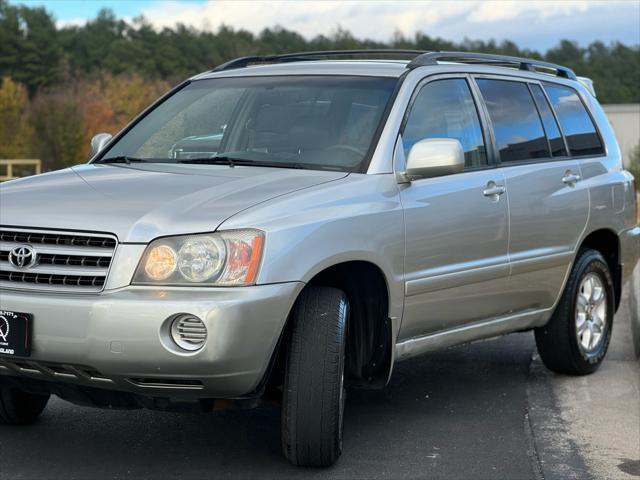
[{"xmin": 218, "ymin": 173, "xmax": 406, "ymax": 330}]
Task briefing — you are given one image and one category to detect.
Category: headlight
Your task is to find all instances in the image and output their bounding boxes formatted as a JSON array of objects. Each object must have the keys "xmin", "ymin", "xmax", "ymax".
[
  {"xmin": 133, "ymin": 229, "xmax": 264, "ymax": 286},
  {"xmin": 144, "ymin": 244, "xmax": 177, "ymax": 281},
  {"xmin": 178, "ymin": 236, "xmax": 226, "ymax": 282}
]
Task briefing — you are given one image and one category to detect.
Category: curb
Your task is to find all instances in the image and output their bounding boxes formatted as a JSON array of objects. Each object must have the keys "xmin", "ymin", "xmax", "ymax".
[{"xmin": 526, "ymin": 356, "xmax": 593, "ymax": 480}]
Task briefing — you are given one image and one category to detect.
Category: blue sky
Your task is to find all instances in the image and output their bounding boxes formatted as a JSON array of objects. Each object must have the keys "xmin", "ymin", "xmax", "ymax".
[
  {"xmin": 19, "ymin": 0, "xmax": 207, "ymax": 21},
  {"xmin": 15, "ymin": 1, "xmax": 640, "ymax": 51}
]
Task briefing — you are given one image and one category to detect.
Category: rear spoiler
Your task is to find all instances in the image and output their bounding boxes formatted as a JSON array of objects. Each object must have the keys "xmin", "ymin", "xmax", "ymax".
[{"xmin": 577, "ymin": 76, "xmax": 597, "ymax": 97}]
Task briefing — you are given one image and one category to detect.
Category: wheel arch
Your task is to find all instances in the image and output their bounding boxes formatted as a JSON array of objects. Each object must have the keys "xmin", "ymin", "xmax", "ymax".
[{"xmin": 264, "ymin": 260, "xmax": 394, "ymax": 395}]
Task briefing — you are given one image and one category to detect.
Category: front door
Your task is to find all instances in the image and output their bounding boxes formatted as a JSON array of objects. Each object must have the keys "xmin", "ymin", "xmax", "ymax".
[{"xmin": 397, "ymin": 76, "xmax": 511, "ymax": 341}]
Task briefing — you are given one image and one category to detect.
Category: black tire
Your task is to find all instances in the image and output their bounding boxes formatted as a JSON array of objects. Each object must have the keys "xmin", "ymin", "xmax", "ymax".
[
  {"xmin": 535, "ymin": 249, "xmax": 615, "ymax": 375},
  {"xmin": 281, "ymin": 286, "xmax": 349, "ymax": 468},
  {"xmin": 0, "ymin": 386, "xmax": 50, "ymax": 425}
]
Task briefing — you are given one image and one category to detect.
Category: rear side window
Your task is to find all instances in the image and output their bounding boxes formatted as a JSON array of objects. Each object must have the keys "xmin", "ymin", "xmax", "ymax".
[
  {"xmin": 402, "ymin": 78, "xmax": 487, "ymax": 168},
  {"xmin": 529, "ymin": 84, "xmax": 568, "ymax": 157},
  {"xmin": 544, "ymin": 84, "xmax": 604, "ymax": 157},
  {"xmin": 476, "ymin": 79, "xmax": 549, "ymax": 162}
]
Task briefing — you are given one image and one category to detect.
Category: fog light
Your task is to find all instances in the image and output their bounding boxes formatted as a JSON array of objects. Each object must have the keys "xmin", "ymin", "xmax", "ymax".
[{"xmin": 170, "ymin": 314, "xmax": 207, "ymax": 351}]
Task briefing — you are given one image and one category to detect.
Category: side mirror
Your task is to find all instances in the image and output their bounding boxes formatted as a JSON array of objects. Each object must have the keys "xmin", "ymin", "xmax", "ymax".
[
  {"xmin": 89, "ymin": 133, "xmax": 113, "ymax": 160},
  {"xmin": 405, "ymin": 138, "xmax": 465, "ymax": 180}
]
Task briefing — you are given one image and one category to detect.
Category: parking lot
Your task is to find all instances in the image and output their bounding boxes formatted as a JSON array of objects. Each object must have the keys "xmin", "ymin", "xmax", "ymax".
[{"xmin": 1, "ymin": 267, "xmax": 638, "ymax": 480}]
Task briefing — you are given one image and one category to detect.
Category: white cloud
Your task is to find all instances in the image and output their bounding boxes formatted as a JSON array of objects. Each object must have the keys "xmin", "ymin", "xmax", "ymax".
[
  {"xmin": 137, "ymin": 1, "xmax": 467, "ymax": 40},
  {"xmin": 469, "ymin": 0, "xmax": 590, "ymax": 23}
]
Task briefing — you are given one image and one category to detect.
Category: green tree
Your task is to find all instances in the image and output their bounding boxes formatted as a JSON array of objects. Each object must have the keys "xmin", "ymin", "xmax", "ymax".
[
  {"xmin": 58, "ymin": 9, "xmax": 126, "ymax": 75},
  {"xmin": 0, "ymin": 76, "xmax": 34, "ymax": 158},
  {"xmin": 0, "ymin": 0, "xmax": 61, "ymax": 93}
]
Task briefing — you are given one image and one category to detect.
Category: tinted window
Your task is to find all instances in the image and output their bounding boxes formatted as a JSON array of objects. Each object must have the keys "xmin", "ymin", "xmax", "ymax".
[
  {"xmin": 530, "ymin": 84, "xmax": 567, "ymax": 157},
  {"xmin": 477, "ymin": 79, "xmax": 549, "ymax": 162},
  {"xmin": 544, "ymin": 84, "xmax": 604, "ymax": 157},
  {"xmin": 403, "ymin": 78, "xmax": 487, "ymax": 168}
]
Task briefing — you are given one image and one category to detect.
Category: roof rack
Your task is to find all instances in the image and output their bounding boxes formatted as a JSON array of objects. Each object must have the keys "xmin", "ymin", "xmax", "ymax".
[
  {"xmin": 211, "ymin": 49, "xmax": 578, "ymax": 81},
  {"xmin": 407, "ymin": 51, "xmax": 577, "ymax": 80},
  {"xmin": 212, "ymin": 49, "xmax": 427, "ymax": 72}
]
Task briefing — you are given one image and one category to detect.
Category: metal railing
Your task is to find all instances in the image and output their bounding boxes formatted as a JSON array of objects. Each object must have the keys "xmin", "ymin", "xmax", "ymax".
[{"xmin": 0, "ymin": 159, "xmax": 41, "ymax": 181}]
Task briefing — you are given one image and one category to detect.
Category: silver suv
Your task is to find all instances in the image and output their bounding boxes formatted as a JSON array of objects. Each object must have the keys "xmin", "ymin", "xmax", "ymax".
[{"xmin": 1, "ymin": 51, "xmax": 638, "ymax": 467}]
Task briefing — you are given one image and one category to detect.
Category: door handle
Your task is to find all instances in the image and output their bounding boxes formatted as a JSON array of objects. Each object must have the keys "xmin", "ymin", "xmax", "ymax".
[
  {"xmin": 483, "ymin": 184, "xmax": 506, "ymax": 197},
  {"xmin": 562, "ymin": 172, "xmax": 581, "ymax": 185}
]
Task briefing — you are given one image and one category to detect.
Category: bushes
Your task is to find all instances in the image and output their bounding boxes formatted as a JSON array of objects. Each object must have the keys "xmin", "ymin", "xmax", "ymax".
[
  {"xmin": 77, "ymin": 73, "xmax": 169, "ymax": 159},
  {"xmin": 30, "ymin": 86, "xmax": 85, "ymax": 169},
  {"xmin": 0, "ymin": 77, "xmax": 35, "ymax": 159},
  {"xmin": 1, "ymin": 73, "xmax": 169, "ymax": 170},
  {"xmin": 630, "ymin": 146, "xmax": 640, "ymax": 225},
  {"xmin": 629, "ymin": 144, "xmax": 640, "ymax": 181}
]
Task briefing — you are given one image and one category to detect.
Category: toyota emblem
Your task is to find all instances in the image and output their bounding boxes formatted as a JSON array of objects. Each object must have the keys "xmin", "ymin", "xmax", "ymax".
[{"xmin": 8, "ymin": 245, "xmax": 37, "ymax": 269}]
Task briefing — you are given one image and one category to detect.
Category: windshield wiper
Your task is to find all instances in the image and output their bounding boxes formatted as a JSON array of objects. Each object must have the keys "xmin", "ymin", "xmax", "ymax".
[
  {"xmin": 176, "ymin": 156, "xmax": 306, "ymax": 170},
  {"xmin": 98, "ymin": 156, "xmax": 153, "ymax": 165},
  {"xmin": 177, "ymin": 156, "xmax": 240, "ymax": 167}
]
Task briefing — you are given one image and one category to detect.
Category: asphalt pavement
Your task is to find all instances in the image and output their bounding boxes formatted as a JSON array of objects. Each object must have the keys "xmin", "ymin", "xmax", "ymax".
[{"xmin": 1, "ymin": 268, "xmax": 638, "ymax": 480}]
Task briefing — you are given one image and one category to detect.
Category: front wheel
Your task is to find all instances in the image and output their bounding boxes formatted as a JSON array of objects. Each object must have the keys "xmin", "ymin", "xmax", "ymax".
[
  {"xmin": 0, "ymin": 386, "xmax": 50, "ymax": 425},
  {"xmin": 535, "ymin": 249, "xmax": 615, "ymax": 375},
  {"xmin": 281, "ymin": 286, "xmax": 349, "ymax": 468}
]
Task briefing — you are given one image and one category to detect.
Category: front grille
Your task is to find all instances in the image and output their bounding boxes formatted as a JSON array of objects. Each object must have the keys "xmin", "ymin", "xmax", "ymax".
[
  {"xmin": 0, "ymin": 227, "xmax": 117, "ymax": 293},
  {"xmin": 0, "ymin": 271, "xmax": 106, "ymax": 288},
  {"xmin": 0, "ymin": 230, "xmax": 116, "ymax": 249},
  {"xmin": 33, "ymin": 253, "xmax": 112, "ymax": 268}
]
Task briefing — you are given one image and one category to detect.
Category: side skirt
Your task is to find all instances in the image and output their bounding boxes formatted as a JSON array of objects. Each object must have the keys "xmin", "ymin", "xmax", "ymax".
[{"xmin": 395, "ymin": 308, "xmax": 552, "ymax": 362}]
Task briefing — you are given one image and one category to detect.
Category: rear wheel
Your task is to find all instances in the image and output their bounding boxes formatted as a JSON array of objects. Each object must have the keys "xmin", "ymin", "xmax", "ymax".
[
  {"xmin": 535, "ymin": 249, "xmax": 614, "ymax": 375},
  {"xmin": 281, "ymin": 286, "xmax": 349, "ymax": 468},
  {"xmin": 0, "ymin": 386, "xmax": 50, "ymax": 425}
]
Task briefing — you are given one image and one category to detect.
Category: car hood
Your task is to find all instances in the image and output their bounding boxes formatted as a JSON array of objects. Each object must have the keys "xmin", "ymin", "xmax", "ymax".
[{"xmin": 0, "ymin": 163, "xmax": 347, "ymax": 242}]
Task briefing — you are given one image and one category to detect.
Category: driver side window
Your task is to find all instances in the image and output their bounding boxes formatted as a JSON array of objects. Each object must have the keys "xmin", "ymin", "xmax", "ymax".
[{"xmin": 403, "ymin": 78, "xmax": 487, "ymax": 168}]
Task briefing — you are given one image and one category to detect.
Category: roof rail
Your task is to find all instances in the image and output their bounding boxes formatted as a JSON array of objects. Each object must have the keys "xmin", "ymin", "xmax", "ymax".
[
  {"xmin": 212, "ymin": 50, "xmax": 578, "ymax": 81},
  {"xmin": 407, "ymin": 51, "xmax": 577, "ymax": 80},
  {"xmin": 212, "ymin": 49, "xmax": 427, "ymax": 72}
]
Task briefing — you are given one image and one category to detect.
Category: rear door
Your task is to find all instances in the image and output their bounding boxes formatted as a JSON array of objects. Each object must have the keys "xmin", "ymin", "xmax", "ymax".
[
  {"xmin": 398, "ymin": 75, "xmax": 511, "ymax": 341},
  {"xmin": 474, "ymin": 77, "xmax": 591, "ymax": 312}
]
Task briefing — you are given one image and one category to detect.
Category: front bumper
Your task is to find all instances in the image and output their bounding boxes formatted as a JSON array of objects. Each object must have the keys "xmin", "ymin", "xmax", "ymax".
[{"xmin": 0, "ymin": 282, "xmax": 303, "ymax": 399}]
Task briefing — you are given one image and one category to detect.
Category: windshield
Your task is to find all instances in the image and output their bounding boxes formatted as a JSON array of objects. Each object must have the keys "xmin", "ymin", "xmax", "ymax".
[{"xmin": 99, "ymin": 75, "xmax": 398, "ymax": 172}]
